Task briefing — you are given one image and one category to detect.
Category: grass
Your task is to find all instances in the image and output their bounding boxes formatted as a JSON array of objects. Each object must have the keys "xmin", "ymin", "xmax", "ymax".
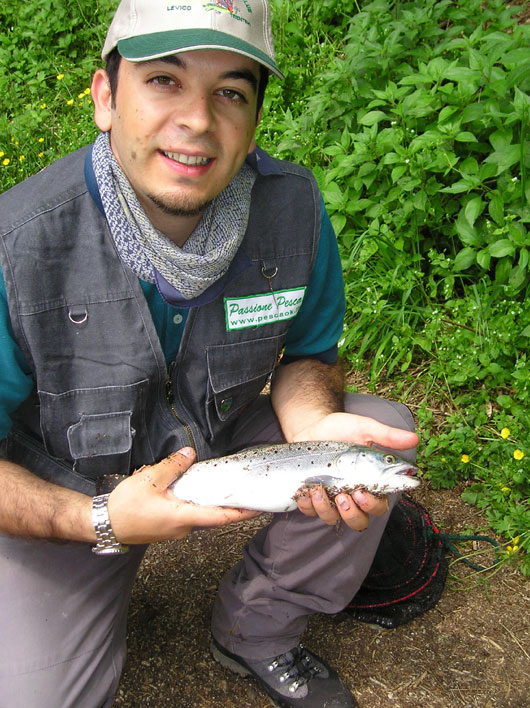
[{"xmin": 1, "ymin": 0, "xmax": 529, "ymax": 574}]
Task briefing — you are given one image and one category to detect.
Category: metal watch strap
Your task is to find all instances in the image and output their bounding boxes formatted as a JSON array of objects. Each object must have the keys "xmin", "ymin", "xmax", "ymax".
[{"xmin": 91, "ymin": 493, "xmax": 129, "ymax": 555}]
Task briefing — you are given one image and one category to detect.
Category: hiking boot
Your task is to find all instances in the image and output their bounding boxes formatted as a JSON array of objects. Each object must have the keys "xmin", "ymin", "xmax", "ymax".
[{"xmin": 211, "ymin": 637, "xmax": 358, "ymax": 708}]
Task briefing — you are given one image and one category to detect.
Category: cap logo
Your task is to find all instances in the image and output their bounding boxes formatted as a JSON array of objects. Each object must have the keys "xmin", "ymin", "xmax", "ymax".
[{"xmin": 203, "ymin": 1, "xmax": 252, "ymax": 26}]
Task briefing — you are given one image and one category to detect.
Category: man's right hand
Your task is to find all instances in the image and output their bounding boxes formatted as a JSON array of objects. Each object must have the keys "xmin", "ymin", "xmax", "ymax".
[{"xmin": 107, "ymin": 447, "xmax": 260, "ymax": 544}]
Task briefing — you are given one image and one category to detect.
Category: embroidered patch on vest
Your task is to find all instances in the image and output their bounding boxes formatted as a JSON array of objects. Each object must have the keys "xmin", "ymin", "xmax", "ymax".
[{"xmin": 224, "ymin": 288, "xmax": 306, "ymax": 331}]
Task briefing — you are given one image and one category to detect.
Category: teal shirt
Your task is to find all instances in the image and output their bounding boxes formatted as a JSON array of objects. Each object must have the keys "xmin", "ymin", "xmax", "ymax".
[{"xmin": 0, "ymin": 199, "xmax": 344, "ymax": 439}]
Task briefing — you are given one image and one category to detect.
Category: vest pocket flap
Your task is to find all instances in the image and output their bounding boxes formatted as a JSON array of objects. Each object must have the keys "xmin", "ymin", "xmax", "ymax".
[
  {"xmin": 67, "ymin": 411, "xmax": 133, "ymax": 459},
  {"xmin": 206, "ymin": 337, "xmax": 280, "ymax": 393},
  {"xmin": 206, "ymin": 338, "xmax": 280, "ymax": 422}
]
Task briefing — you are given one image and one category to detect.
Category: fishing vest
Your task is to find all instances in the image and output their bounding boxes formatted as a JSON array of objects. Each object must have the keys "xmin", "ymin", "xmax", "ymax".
[{"xmin": 0, "ymin": 146, "xmax": 321, "ymax": 494}]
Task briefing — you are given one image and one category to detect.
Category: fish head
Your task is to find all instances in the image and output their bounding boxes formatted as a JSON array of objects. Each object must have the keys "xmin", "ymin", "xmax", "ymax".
[{"xmin": 335, "ymin": 445, "xmax": 420, "ymax": 494}]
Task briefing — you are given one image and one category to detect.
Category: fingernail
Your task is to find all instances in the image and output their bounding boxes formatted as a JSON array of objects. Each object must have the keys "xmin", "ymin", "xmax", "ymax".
[
  {"xmin": 178, "ymin": 447, "xmax": 195, "ymax": 459},
  {"xmin": 337, "ymin": 496, "xmax": 350, "ymax": 511},
  {"xmin": 311, "ymin": 488, "xmax": 323, "ymax": 502}
]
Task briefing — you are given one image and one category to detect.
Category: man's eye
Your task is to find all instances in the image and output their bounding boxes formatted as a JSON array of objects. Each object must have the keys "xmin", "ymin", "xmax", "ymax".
[
  {"xmin": 219, "ymin": 88, "xmax": 246, "ymax": 102},
  {"xmin": 151, "ymin": 76, "xmax": 175, "ymax": 86}
]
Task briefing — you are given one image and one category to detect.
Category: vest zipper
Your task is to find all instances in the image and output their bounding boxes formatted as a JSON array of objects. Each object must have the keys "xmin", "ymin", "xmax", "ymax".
[{"xmin": 166, "ymin": 363, "xmax": 196, "ymax": 452}]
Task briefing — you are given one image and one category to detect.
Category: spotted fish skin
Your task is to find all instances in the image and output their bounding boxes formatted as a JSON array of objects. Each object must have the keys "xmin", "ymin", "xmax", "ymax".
[{"xmin": 169, "ymin": 441, "xmax": 419, "ymax": 513}]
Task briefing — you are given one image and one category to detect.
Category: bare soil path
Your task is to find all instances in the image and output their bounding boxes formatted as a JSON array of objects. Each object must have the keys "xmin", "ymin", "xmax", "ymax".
[{"xmin": 114, "ymin": 484, "xmax": 529, "ymax": 708}]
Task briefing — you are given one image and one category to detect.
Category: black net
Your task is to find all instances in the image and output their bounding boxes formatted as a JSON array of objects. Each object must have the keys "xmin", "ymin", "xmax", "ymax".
[{"xmin": 346, "ymin": 494, "xmax": 448, "ymax": 629}]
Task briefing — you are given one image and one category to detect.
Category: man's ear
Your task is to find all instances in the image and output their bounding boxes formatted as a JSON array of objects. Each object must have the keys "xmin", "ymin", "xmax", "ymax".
[{"xmin": 91, "ymin": 69, "xmax": 113, "ymax": 132}]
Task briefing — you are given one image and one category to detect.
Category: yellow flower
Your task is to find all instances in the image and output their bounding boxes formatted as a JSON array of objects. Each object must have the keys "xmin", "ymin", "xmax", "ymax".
[
  {"xmin": 38, "ymin": 152, "xmax": 44, "ymax": 158},
  {"xmin": 506, "ymin": 545, "xmax": 519, "ymax": 555},
  {"xmin": 40, "ymin": 103, "xmax": 47, "ymax": 109},
  {"xmin": 78, "ymin": 92, "xmax": 86, "ymax": 99},
  {"xmin": 501, "ymin": 486, "xmax": 510, "ymax": 493},
  {"xmin": 56, "ymin": 74, "xmax": 65, "ymax": 80},
  {"xmin": 19, "ymin": 155, "xmax": 25, "ymax": 161},
  {"xmin": 514, "ymin": 449, "xmax": 524, "ymax": 461},
  {"xmin": 66, "ymin": 99, "xmax": 74, "ymax": 105},
  {"xmin": 38, "ymin": 137, "xmax": 44, "ymax": 143},
  {"xmin": 2, "ymin": 158, "xmax": 10, "ymax": 166},
  {"xmin": 84, "ymin": 88, "xmax": 91, "ymax": 95},
  {"xmin": 501, "ymin": 427, "xmax": 510, "ymax": 439},
  {"xmin": 461, "ymin": 454, "xmax": 470, "ymax": 463},
  {"xmin": 0, "ymin": 151, "xmax": 4, "ymax": 158}
]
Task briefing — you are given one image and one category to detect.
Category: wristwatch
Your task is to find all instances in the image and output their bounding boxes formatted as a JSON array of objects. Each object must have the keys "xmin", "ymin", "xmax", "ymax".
[{"xmin": 91, "ymin": 493, "xmax": 129, "ymax": 555}]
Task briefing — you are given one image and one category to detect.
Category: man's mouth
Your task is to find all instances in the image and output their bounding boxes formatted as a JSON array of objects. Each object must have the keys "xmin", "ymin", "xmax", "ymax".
[{"xmin": 162, "ymin": 151, "xmax": 211, "ymax": 166}]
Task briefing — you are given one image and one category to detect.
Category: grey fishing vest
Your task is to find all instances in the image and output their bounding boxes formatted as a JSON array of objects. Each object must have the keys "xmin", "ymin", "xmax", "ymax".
[{"xmin": 0, "ymin": 146, "xmax": 321, "ymax": 494}]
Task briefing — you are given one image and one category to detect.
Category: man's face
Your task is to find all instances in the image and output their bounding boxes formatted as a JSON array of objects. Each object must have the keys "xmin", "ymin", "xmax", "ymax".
[{"xmin": 93, "ymin": 50, "xmax": 260, "ymax": 235}]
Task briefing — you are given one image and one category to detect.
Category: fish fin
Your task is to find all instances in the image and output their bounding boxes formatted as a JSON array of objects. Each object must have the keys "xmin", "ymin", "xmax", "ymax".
[{"xmin": 303, "ymin": 475, "xmax": 343, "ymax": 487}]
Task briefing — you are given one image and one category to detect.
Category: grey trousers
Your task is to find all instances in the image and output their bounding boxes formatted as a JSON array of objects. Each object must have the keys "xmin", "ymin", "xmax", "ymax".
[
  {"xmin": 212, "ymin": 393, "xmax": 416, "ymax": 659},
  {"xmin": 0, "ymin": 393, "xmax": 415, "ymax": 707}
]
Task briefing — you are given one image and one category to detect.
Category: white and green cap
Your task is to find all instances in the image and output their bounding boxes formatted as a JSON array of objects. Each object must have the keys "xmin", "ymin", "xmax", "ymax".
[{"xmin": 102, "ymin": 0, "xmax": 284, "ymax": 79}]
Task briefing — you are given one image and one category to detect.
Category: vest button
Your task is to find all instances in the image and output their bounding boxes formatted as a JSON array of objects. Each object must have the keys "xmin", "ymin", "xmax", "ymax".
[{"xmin": 220, "ymin": 398, "xmax": 232, "ymax": 413}]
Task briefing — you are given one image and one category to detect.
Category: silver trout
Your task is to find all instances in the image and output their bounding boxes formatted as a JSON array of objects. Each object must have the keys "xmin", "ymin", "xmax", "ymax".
[{"xmin": 169, "ymin": 441, "xmax": 419, "ymax": 512}]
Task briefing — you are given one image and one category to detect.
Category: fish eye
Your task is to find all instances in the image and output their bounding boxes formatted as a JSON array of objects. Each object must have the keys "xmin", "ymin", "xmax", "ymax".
[{"xmin": 383, "ymin": 454, "xmax": 396, "ymax": 464}]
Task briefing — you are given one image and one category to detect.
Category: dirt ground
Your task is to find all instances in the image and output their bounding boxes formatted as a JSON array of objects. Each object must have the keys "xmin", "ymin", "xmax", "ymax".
[{"xmin": 112, "ymin": 479, "xmax": 530, "ymax": 708}]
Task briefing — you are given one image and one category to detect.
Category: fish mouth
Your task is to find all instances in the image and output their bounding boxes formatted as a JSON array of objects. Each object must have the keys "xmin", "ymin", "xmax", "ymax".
[{"xmin": 394, "ymin": 464, "xmax": 418, "ymax": 478}]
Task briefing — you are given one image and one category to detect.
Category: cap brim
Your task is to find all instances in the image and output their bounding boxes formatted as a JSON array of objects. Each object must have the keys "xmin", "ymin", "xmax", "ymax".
[{"xmin": 117, "ymin": 29, "xmax": 284, "ymax": 80}]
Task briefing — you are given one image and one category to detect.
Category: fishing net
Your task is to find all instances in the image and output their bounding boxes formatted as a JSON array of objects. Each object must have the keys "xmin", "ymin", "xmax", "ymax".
[{"xmin": 346, "ymin": 494, "xmax": 448, "ymax": 629}]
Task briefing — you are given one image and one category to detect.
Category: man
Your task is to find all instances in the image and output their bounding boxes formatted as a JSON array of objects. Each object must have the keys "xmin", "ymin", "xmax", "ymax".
[{"xmin": 0, "ymin": 1, "xmax": 418, "ymax": 707}]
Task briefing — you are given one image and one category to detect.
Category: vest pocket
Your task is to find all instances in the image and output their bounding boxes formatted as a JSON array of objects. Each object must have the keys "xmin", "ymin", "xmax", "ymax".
[
  {"xmin": 205, "ymin": 337, "xmax": 281, "ymax": 431},
  {"xmin": 38, "ymin": 380, "xmax": 149, "ymax": 480}
]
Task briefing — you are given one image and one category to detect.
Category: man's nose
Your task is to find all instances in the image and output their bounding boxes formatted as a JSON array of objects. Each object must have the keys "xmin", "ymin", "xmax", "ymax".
[{"xmin": 172, "ymin": 92, "xmax": 216, "ymax": 135}]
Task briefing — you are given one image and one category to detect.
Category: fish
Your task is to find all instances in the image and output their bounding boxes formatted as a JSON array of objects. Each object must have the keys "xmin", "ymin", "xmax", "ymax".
[{"xmin": 169, "ymin": 441, "xmax": 419, "ymax": 513}]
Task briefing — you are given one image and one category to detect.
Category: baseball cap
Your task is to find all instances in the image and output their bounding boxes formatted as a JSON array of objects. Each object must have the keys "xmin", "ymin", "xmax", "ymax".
[{"xmin": 102, "ymin": 0, "xmax": 284, "ymax": 79}]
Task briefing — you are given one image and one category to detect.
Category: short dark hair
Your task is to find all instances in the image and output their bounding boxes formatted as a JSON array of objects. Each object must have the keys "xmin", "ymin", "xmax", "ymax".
[{"xmin": 105, "ymin": 48, "xmax": 269, "ymax": 121}]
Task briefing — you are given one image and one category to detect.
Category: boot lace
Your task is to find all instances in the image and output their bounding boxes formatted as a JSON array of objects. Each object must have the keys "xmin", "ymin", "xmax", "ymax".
[{"xmin": 266, "ymin": 644, "xmax": 322, "ymax": 694}]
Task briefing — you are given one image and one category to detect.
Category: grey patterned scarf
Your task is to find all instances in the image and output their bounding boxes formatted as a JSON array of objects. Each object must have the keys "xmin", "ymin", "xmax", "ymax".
[{"xmin": 92, "ymin": 132, "xmax": 256, "ymax": 299}]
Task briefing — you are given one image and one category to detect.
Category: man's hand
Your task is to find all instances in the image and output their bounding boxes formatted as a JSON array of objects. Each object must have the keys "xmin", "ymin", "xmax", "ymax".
[
  {"xmin": 291, "ymin": 410, "xmax": 419, "ymax": 450},
  {"xmin": 270, "ymin": 360, "xmax": 418, "ymax": 531},
  {"xmin": 108, "ymin": 447, "xmax": 259, "ymax": 544},
  {"xmin": 291, "ymin": 411, "xmax": 417, "ymax": 530}
]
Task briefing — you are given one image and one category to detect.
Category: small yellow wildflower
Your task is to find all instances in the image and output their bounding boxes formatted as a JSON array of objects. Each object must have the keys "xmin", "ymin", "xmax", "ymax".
[
  {"xmin": 19, "ymin": 155, "xmax": 25, "ymax": 162},
  {"xmin": 0, "ymin": 151, "xmax": 4, "ymax": 158},
  {"xmin": 38, "ymin": 137, "xmax": 44, "ymax": 143},
  {"xmin": 461, "ymin": 454, "xmax": 470, "ymax": 463},
  {"xmin": 57, "ymin": 74, "xmax": 65, "ymax": 80},
  {"xmin": 501, "ymin": 427, "xmax": 510, "ymax": 439},
  {"xmin": 38, "ymin": 152, "xmax": 44, "ymax": 158},
  {"xmin": 84, "ymin": 88, "xmax": 91, "ymax": 95},
  {"xmin": 514, "ymin": 449, "xmax": 525, "ymax": 461},
  {"xmin": 78, "ymin": 92, "xmax": 86, "ymax": 99},
  {"xmin": 501, "ymin": 486, "xmax": 510, "ymax": 493},
  {"xmin": 40, "ymin": 103, "xmax": 47, "ymax": 109},
  {"xmin": 66, "ymin": 99, "xmax": 74, "ymax": 106},
  {"xmin": 2, "ymin": 158, "xmax": 10, "ymax": 166},
  {"xmin": 506, "ymin": 545, "xmax": 519, "ymax": 556}
]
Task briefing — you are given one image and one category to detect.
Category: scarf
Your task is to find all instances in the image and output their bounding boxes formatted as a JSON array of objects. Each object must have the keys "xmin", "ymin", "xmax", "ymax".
[{"xmin": 91, "ymin": 132, "xmax": 256, "ymax": 300}]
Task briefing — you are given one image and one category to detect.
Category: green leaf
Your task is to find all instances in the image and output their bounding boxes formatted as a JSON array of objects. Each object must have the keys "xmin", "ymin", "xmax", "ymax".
[
  {"xmin": 489, "ymin": 240, "xmax": 515, "ymax": 258},
  {"xmin": 464, "ymin": 197, "xmax": 484, "ymax": 226},
  {"xmin": 488, "ymin": 193, "xmax": 504, "ymax": 226},
  {"xmin": 359, "ymin": 111, "xmax": 387, "ymax": 126},
  {"xmin": 391, "ymin": 165, "xmax": 407, "ymax": 182},
  {"xmin": 454, "ymin": 131, "xmax": 478, "ymax": 143},
  {"xmin": 477, "ymin": 249, "xmax": 491, "ymax": 270},
  {"xmin": 483, "ymin": 145, "xmax": 521, "ymax": 174},
  {"xmin": 454, "ymin": 247, "xmax": 476, "ymax": 271}
]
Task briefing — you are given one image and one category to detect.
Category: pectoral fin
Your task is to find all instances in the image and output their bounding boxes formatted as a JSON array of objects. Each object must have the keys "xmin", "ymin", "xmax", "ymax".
[{"xmin": 303, "ymin": 475, "xmax": 343, "ymax": 487}]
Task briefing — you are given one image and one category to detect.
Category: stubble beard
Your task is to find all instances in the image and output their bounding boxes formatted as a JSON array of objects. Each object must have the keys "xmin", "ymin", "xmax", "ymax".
[{"xmin": 146, "ymin": 191, "xmax": 212, "ymax": 218}]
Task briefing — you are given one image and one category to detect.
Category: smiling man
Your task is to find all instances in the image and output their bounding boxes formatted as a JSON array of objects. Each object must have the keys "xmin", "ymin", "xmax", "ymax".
[{"xmin": 0, "ymin": 2, "xmax": 417, "ymax": 707}]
